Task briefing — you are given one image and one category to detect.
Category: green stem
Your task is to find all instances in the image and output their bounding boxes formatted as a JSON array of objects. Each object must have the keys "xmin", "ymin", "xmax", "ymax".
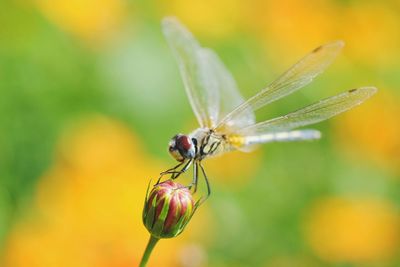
[{"xmin": 139, "ymin": 235, "xmax": 159, "ymax": 267}]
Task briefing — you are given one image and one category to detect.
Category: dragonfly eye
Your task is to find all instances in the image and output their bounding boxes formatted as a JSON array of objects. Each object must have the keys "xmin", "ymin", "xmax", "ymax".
[{"xmin": 168, "ymin": 134, "xmax": 195, "ymax": 161}]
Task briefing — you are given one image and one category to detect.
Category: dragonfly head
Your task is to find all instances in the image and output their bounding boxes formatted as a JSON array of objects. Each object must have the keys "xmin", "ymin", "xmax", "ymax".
[{"xmin": 168, "ymin": 134, "xmax": 196, "ymax": 162}]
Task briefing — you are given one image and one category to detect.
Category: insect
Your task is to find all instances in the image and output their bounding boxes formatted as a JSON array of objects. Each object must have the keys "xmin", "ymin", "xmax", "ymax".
[{"xmin": 159, "ymin": 17, "xmax": 376, "ymax": 200}]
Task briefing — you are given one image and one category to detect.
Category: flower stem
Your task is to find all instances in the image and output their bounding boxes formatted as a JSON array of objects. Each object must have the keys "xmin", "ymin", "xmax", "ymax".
[{"xmin": 139, "ymin": 235, "xmax": 159, "ymax": 267}]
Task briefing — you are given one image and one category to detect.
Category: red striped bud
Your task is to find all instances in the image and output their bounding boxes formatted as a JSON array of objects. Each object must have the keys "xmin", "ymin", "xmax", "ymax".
[{"xmin": 143, "ymin": 180, "xmax": 195, "ymax": 239}]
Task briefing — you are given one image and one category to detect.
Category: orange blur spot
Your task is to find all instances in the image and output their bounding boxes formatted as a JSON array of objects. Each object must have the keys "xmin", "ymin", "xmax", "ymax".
[
  {"xmin": 35, "ymin": 0, "xmax": 126, "ymax": 44},
  {"xmin": 304, "ymin": 197, "xmax": 400, "ymax": 263},
  {"xmin": 334, "ymin": 90, "xmax": 400, "ymax": 174}
]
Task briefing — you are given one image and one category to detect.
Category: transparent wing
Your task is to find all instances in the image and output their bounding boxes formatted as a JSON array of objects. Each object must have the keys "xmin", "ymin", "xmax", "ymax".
[
  {"xmin": 203, "ymin": 49, "xmax": 255, "ymax": 129},
  {"xmin": 162, "ymin": 17, "xmax": 219, "ymax": 128},
  {"xmin": 236, "ymin": 87, "xmax": 377, "ymax": 138},
  {"xmin": 215, "ymin": 41, "xmax": 345, "ymax": 132},
  {"xmin": 162, "ymin": 17, "xmax": 254, "ymax": 128}
]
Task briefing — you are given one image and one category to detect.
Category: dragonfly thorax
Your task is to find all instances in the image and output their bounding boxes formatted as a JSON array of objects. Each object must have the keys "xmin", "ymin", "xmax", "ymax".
[
  {"xmin": 190, "ymin": 128, "xmax": 226, "ymax": 159},
  {"xmin": 168, "ymin": 134, "xmax": 196, "ymax": 162}
]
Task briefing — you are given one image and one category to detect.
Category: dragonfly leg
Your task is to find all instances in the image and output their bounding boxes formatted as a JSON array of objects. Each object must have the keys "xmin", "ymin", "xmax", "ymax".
[
  {"xmin": 199, "ymin": 161, "xmax": 211, "ymax": 203},
  {"xmin": 160, "ymin": 161, "xmax": 184, "ymax": 175},
  {"xmin": 158, "ymin": 161, "xmax": 185, "ymax": 183},
  {"xmin": 160, "ymin": 159, "xmax": 193, "ymax": 180},
  {"xmin": 188, "ymin": 161, "xmax": 199, "ymax": 193},
  {"xmin": 208, "ymin": 141, "xmax": 221, "ymax": 155},
  {"xmin": 160, "ymin": 160, "xmax": 192, "ymax": 178},
  {"xmin": 171, "ymin": 159, "xmax": 193, "ymax": 179}
]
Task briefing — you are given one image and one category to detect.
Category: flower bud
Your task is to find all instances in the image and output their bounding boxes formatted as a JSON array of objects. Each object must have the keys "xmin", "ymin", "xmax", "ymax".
[{"xmin": 143, "ymin": 180, "xmax": 196, "ymax": 239}]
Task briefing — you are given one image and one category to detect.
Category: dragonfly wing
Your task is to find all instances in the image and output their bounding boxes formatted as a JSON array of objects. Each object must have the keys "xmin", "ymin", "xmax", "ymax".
[
  {"xmin": 216, "ymin": 41, "xmax": 344, "ymax": 131},
  {"xmin": 235, "ymin": 87, "xmax": 377, "ymax": 141},
  {"xmin": 203, "ymin": 49, "xmax": 256, "ymax": 129},
  {"xmin": 163, "ymin": 17, "xmax": 255, "ymax": 128},
  {"xmin": 162, "ymin": 17, "xmax": 220, "ymax": 128}
]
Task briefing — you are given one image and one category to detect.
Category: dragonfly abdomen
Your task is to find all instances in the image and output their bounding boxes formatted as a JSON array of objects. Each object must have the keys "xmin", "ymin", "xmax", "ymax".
[{"xmin": 243, "ymin": 130, "xmax": 321, "ymax": 146}]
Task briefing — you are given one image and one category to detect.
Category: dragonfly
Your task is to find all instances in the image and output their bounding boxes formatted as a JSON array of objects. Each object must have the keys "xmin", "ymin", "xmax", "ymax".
[{"xmin": 159, "ymin": 17, "xmax": 376, "ymax": 200}]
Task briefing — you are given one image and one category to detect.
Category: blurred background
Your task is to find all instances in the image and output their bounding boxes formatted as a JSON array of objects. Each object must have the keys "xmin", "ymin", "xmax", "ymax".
[{"xmin": 1, "ymin": 0, "xmax": 400, "ymax": 266}]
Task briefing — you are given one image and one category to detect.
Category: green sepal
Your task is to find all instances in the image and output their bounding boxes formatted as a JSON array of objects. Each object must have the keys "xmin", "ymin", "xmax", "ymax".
[
  {"xmin": 162, "ymin": 201, "xmax": 183, "ymax": 238},
  {"xmin": 144, "ymin": 195, "xmax": 158, "ymax": 231},
  {"xmin": 167, "ymin": 211, "xmax": 187, "ymax": 238},
  {"xmin": 151, "ymin": 195, "xmax": 171, "ymax": 238},
  {"xmin": 164, "ymin": 200, "xmax": 195, "ymax": 238},
  {"xmin": 142, "ymin": 178, "xmax": 154, "ymax": 224}
]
